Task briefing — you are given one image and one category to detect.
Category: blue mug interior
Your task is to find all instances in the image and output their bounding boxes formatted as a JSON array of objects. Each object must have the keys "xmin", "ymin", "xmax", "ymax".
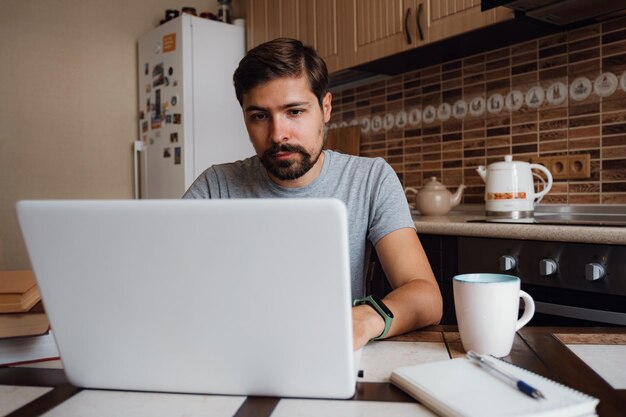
[{"xmin": 454, "ymin": 273, "xmax": 519, "ymax": 284}]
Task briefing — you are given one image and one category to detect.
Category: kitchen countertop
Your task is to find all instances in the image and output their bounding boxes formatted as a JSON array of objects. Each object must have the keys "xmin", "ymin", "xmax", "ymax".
[{"xmin": 412, "ymin": 205, "xmax": 626, "ymax": 245}]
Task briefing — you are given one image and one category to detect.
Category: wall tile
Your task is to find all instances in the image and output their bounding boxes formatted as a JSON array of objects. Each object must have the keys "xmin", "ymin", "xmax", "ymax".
[{"xmin": 330, "ymin": 20, "xmax": 626, "ymax": 204}]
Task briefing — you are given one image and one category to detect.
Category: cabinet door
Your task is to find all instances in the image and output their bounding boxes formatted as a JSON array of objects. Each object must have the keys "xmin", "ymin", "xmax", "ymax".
[
  {"xmin": 427, "ymin": 0, "xmax": 513, "ymax": 44},
  {"xmin": 347, "ymin": 0, "xmax": 424, "ymax": 67},
  {"xmin": 245, "ymin": 0, "xmax": 343, "ymax": 73}
]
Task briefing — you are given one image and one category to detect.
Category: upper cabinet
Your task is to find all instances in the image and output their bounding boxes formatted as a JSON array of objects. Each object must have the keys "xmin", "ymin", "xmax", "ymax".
[
  {"xmin": 427, "ymin": 0, "xmax": 513, "ymax": 44},
  {"xmin": 245, "ymin": 0, "xmax": 513, "ymax": 73},
  {"xmin": 246, "ymin": 0, "xmax": 346, "ymax": 73}
]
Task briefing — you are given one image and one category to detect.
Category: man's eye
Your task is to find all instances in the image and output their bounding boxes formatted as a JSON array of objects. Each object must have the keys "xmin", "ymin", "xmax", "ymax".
[
  {"xmin": 251, "ymin": 113, "xmax": 267, "ymax": 121},
  {"xmin": 289, "ymin": 109, "xmax": 304, "ymax": 116}
]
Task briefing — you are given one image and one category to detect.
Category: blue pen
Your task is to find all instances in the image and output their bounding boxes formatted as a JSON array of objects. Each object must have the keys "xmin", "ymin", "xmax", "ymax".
[{"xmin": 467, "ymin": 351, "xmax": 545, "ymax": 400}]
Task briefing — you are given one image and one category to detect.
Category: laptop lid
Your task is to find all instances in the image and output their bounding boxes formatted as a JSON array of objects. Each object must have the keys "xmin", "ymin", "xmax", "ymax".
[{"xmin": 16, "ymin": 199, "xmax": 356, "ymax": 398}]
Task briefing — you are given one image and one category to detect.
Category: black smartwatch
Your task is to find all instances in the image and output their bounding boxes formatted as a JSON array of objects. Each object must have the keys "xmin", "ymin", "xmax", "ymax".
[{"xmin": 353, "ymin": 294, "xmax": 394, "ymax": 340}]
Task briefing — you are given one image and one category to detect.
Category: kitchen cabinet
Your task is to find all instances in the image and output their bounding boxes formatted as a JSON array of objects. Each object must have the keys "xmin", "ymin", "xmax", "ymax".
[
  {"xmin": 428, "ymin": 0, "xmax": 513, "ymax": 44},
  {"xmin": 245, "ymin": 0, "xmax": 346, "ymax": 73},
  {"xmin": 245, "ymin": 0, "xmax": 513, "ymax": 73}
]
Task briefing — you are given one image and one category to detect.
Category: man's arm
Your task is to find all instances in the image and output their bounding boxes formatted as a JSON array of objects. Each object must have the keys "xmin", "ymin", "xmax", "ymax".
[{"xmin": 352, "ymin": 227, "xmax": 443, "ymax": 349}]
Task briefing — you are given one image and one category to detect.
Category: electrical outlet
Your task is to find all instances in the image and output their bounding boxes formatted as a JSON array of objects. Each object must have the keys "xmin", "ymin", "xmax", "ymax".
[
  {"xmin": 568, "ymin": 153, "xmax": 591, "ymax": 179},
  {"xmin": 531, "ymin": 153, "xmax": 591, "ymax": 179}
]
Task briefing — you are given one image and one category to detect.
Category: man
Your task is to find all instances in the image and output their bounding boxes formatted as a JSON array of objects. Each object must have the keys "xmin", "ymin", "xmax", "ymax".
[{"xmin": 184, "ymin": 38, "xmax": 442, "ymax": 350}]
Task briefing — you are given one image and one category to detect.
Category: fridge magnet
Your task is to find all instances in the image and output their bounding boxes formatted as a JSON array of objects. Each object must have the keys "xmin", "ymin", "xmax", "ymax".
[
  {"xmin": 144, "ymin": 63, "xmax": 149, "ymax": 75},
  {"xmin": 152, "ymin": 62, "xmax": 165, "ymax": 87},
  {"xmin": 163, "ymin": 147, "xmax": 172, "ymax": 158},
  {"xmin": 594, "ymin": 72, "xmax": 618, "ymax": 97},
  {"xmin": 525, "ymin": 86, "xmax": 545, "ymax": 109},
  {"xmin": 371, "ymin": 115, "xmax": 383, "ymax": 132},
  {"xmin": 145, "ymin": 83, "xmax": 151, "ymax": 93},
  {"xmin": 171, "ymin": 95, "xmax": 178, "ymax": 106},
  {"xmin": 469, "ymin": 96, "xmax": 485, "ymax": 117},
  {"xmin": 437, "ymin": 103, "xmax": 451, "ymax": 121},
  {"xmin": 383, "ymin": 113, "xmax": 395, "ymax": 130},
  {"xmin": 408, "ymin": 108, "xmax": 421, "ymax": 126},
  {"xmin": 570, "ymin": 77, "xmax": 592, "ymax": 101},
  {"xmin": 487, "ymin": 94, "xmax": 504, "ymax": 114},
  {"xmin": 170, "ymin": 132, "xmax": 178, "ymax": 143},
  {"xmin": 142, "ymin": 121, "xmax": 148, "ymax": 133},
  {"xmin": 422, "ymin": 105, "xmax": 436, "ymax": 124},
  {"xmin": 360, "ymin": 117, "xmax": 371, "ymax": 133},
  {"xmin": 395, "ymin": 111, "xmax": 408, "ymax": 129},
  {"xmin": 453, "ymin": 100, "xmax": 468, "ymax": 119},
  {"xmin": 174, "ymin": 147, "xmax": 181, "ymax": 165},
  {"xmin": 546, "ymin": 82, "xmax": 568, "ymax": 105},
  {"xmin": 173, "ymin": 113, "xmax": 181, "ymax": 124},
  {"xmin": 168, "ymin": 66, "xmax": 174, "ymax": 76},
  {"xmin": 165, "ymin": 114, "xmax": 172, "ymax": 124},
  {"xmin": 505, "ymin": 90, "xmax": 524, "ymax": 112},
  {"xmin": 173, "ymin": 80, "xmax": 178, "ymax": 87},
  {"xmin": 163, "ymin": 33, "xmax": 176, "ymax": 53},
  {"xmin": 164, "ymin": 77, "xmax": 170, "ymax": 86},
  {"xmin": 139, "ymin": 111, "xmax": 144, "ymax": 120}
]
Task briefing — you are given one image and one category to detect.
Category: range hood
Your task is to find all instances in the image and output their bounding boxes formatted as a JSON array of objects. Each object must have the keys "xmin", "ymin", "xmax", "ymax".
[{"xmin": 482, "ymin": 0, "xmax": 626, "ymax": 27}]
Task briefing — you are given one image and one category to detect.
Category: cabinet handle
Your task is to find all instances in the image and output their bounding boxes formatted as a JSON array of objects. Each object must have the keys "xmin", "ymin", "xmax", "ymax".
[
  {"xmin": 404, "ymin": 7, "xmax": 413, "ymax": 45},
  {"xmin": 417, "ymin": 3, "xmax": 424, "ymax": 41}
]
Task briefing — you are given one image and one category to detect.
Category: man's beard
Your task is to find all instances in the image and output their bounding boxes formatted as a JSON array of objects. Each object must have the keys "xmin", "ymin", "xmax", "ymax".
[{"xmin": 260, "ymin": 142, "xmax": 323, "ymax": 181}]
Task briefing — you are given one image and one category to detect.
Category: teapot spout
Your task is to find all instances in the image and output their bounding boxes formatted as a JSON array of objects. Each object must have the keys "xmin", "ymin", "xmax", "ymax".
[
  {"xmin": 476, "ymin": 166, "xmax": 487, "ymax": 182},
  {"xmin": 451, "ymin": 184, "xmax": 466, "ymax": 207}
]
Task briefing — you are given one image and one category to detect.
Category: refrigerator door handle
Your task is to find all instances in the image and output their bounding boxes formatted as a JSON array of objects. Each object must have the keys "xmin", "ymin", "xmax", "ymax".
[{"xmin": 133, "ymin": 141, "xmax": 146, "ymax": 199}]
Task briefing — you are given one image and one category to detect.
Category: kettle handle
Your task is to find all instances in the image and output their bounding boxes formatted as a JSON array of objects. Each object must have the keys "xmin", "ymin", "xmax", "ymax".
[
  {"xmin": 530, "ymin": 163, "xmax": 553, "ymax": 203},
  {"xmin": 404, "ymin": 187, "xmax": 418, "ymax": 210}
]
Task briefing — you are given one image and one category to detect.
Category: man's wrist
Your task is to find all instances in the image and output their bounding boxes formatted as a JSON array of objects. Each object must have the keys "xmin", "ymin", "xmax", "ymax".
[
  {"xmin": 352, "ymin": 295, "xmax": 394, "ymax": 340},
  {"xmin": 354, "ymin": 304, "xmax": 386, "ymax": 339}
]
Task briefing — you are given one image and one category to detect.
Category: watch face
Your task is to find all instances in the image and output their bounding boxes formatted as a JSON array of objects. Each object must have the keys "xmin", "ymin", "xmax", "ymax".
[{"xmin": 370, "ymin": 295, "xmax": 394, "ymax": 318}]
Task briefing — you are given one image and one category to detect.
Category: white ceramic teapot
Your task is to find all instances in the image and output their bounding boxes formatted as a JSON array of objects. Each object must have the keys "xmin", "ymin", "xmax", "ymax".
[
  {"xmin": 405, "ymin": 177, "xmax": 466, "ymax": 216},
  {"xmin": 476, "ymin": 155, "xmax": 552, "ymax": 219}
]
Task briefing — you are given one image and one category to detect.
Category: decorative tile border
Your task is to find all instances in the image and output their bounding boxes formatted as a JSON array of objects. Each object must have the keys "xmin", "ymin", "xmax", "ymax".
[{"xmin": 330, "ymin": 18, "xmax": 626, "ymax": 205}]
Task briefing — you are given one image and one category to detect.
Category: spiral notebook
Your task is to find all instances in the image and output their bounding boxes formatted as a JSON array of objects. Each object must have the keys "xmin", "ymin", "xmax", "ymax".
[{"xmin": 390, "ymin": 357, "xmax": 598, "ymax": 417}]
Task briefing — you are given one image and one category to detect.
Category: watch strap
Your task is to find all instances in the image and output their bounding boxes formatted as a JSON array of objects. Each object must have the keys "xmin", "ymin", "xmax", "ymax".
[{"xmin": 353, "ymin": 295, "xmax": 394, "ymax": 340}]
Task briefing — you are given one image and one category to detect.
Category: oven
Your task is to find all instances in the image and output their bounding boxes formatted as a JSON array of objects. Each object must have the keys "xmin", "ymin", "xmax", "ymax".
[{"xmin": 458, "ymin": 206, "xmax": 626, "ymax": 326}]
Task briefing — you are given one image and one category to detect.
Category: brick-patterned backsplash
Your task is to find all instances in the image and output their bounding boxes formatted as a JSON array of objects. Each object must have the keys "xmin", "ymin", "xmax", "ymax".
[{"xmin": 329, "ymin": 18, "xmax": 626, "ymax": 205}]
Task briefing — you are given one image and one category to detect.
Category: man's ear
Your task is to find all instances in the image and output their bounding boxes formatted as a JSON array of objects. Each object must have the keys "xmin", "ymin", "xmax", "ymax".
[{"xmin": 322, "ymin": 92, "xmax": 332, "ymax": 123}]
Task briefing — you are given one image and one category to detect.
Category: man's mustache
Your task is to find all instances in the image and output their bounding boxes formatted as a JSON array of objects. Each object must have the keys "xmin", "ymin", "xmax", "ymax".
[{"xmin": 264, "ymin": 143, "xmax": 310, "ymax": 158}]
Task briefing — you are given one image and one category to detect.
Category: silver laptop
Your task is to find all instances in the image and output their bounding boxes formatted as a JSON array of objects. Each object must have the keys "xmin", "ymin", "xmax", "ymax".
[{"xmin": 16, "ymin": 199, "xmax": 356, "ymax": 398}]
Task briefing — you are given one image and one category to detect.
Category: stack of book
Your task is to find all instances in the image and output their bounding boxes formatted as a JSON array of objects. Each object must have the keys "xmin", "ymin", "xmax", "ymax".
[{"xmin": 0, "ymin": 270, "xmax": 59, "ymax": 366}]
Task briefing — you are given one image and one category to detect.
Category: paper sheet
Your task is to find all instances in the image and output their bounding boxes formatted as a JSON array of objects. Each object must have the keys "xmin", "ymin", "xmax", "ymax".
[
  {"xmin": 271, "ymin": 398, "xmax": 437, "ymax": 417},
  {"xmin": 40, "ymin": 390, "xmax": 246, "ymax": 417},
  {"xmin": 0, "ymin": 385, "xmax": 53, "ymax": 416},
  {"xmin": 358, "ymin": 341, "xmax": 450, "ymax": 382}
]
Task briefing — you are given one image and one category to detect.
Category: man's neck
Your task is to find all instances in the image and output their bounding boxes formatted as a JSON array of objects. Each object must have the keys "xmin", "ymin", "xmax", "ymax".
[{"xmin": 267, "ymin": 151, "xmax": 326, "ymax": 188}]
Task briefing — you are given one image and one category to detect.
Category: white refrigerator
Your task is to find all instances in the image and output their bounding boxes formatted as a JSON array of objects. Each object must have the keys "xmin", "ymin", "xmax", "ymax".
[{"xmin": 134, "ymin": 15, "xmax": 253, "ymax": 198}]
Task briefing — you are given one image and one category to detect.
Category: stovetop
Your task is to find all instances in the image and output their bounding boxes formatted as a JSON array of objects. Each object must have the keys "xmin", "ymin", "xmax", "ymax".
[{"xmin": 469, "ymin": 205, "xmax": 626, "ymax": 227}]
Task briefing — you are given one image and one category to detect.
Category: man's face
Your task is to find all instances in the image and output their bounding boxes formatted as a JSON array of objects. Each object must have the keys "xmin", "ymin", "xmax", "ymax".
[{"xmin": 242, "ymin": 75, "xmax": 332, "ymax": 186}]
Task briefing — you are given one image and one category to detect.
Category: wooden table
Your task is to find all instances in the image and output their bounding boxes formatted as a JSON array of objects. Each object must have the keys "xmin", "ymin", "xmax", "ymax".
[{"xmin": 2, "ymin": 326, "xmax": 625, "ymax": 417}]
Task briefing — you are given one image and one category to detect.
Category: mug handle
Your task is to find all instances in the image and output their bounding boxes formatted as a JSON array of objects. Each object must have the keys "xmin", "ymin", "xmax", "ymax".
[
  {"xmin": 515, "ymin": 290, "xmax": 535, "ymax": 331},
  {"xmin": 404, "ymin": 187, "xmax": 418, "ymax": 210}
]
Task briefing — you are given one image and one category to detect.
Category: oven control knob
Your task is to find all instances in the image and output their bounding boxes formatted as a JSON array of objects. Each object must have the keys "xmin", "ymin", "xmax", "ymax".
[
  {"xmin": 539, "ymin": 259, "xmax": 558, "ymax": 276},
  {"xmin": 585, "ymin": 263, "xmax": 606, "ymax": 281},
  {"xmin": 499, "ymin": 255, "xmax": 517, "ymax": 272}
]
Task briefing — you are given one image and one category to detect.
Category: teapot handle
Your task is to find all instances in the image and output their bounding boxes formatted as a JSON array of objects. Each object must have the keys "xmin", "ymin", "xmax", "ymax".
[
  {"xmin": 404, "ymin": 187, "xmax": 418, "ymax": 210},
  {"xmin": 530, "ymin": 163, "xmax": 553, "ymax": 203}
]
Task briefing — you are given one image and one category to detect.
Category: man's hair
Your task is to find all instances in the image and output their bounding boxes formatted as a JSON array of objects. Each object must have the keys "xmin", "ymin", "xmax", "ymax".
[{"xmin": 233, "ymin": 38, "xmax": 329, "ymax": 107}]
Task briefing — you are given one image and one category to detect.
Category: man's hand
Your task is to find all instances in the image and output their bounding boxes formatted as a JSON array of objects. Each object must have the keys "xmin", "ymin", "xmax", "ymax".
[{"xmin": 352, "ymin": 304, "xmax": 385, "ymax": 350}]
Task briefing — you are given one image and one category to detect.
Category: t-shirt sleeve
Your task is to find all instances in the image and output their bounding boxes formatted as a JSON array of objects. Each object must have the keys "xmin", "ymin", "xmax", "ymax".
[
  {"xmin": 367, "ymin": 160, "xmax": 415, "ymax": 246},
  {"xmin": 182, "ymin": 167, "xmax": 215, "ymax": 199}
]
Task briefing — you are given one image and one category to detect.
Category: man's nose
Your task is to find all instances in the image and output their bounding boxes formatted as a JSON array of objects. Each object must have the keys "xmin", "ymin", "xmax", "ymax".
[{"xmin": 269, "ymin": 117, "xmax": 288, "ymax": 143}]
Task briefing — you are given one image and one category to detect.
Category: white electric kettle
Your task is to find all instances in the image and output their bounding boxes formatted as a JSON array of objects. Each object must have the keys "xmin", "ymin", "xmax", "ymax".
[{"xmin": 476, "ymin": 155, "xmax": 552, "ymax": 219}]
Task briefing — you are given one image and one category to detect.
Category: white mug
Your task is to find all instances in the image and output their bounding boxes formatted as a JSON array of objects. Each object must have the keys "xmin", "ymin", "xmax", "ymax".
[{"xmin": 453, "ymin": 273, "xmax": 535, "ymax": 357}]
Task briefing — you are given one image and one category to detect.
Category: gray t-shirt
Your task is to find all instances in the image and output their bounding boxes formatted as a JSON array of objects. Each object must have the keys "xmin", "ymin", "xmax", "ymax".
[{"xmin": 183, "ymin": 150, "xmax": 415, "ymax": 299}]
